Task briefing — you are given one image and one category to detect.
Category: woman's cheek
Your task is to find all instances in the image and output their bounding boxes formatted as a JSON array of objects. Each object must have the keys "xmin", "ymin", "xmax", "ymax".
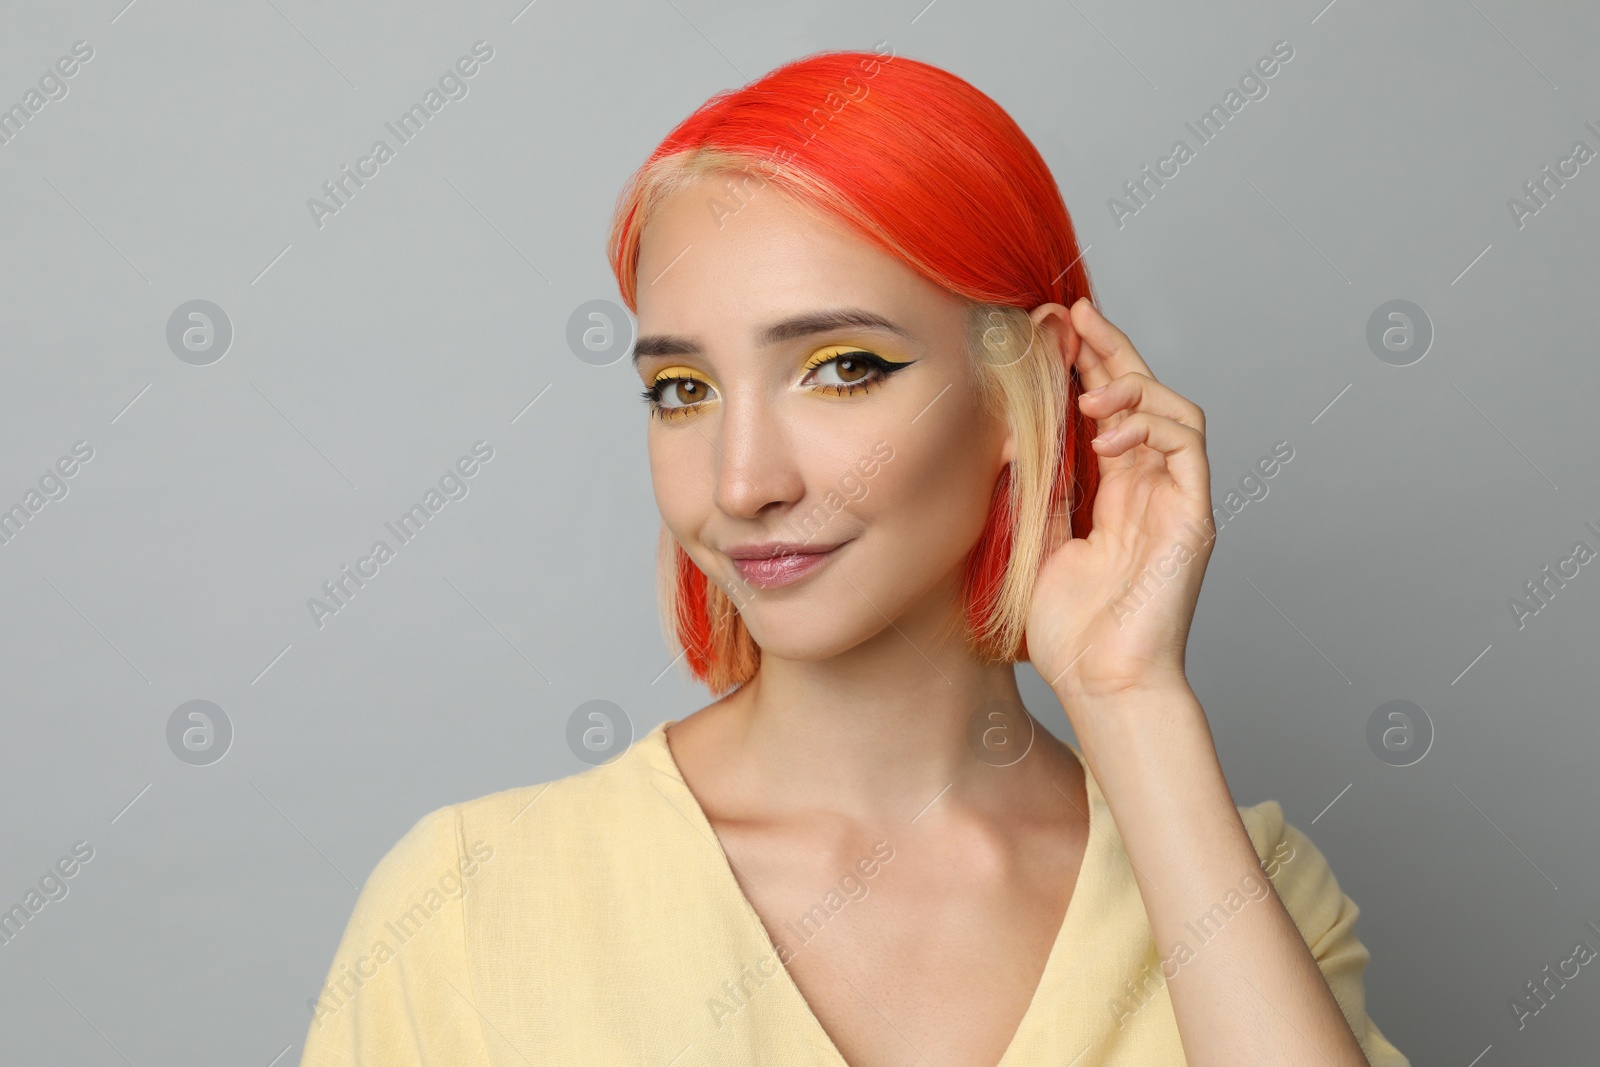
[
  {"xmin": 649, "ymin": 455, "xmax": 707, "ymax": 541},
  {"xmin": 903, "ymin": 429, "xmax": 1002, "ymax": 543}
]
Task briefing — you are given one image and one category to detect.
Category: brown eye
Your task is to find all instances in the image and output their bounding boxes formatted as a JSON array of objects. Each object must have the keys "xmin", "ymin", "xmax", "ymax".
[
  {"xmin": 641, "ymin": 367, "xmax": 718, "ymax": 418},
  {"xmin": 801, "ymin": 346, "xmax": 913, "ymax": 394},
  {"xmin": 814, "ymin": 355, "xmax": 874, "ymax": 385},
  {"xmin": 659, "ymin": 378, "xmax": 713, "ymax": 408}
]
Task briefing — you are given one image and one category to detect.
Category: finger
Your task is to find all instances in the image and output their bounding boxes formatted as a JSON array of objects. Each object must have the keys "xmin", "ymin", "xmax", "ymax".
[
  {"xmin": 1079, "ymin": 372, "xmax": 1205, "ymax": 436},
  {"xmin": 1089, "ymin": 411, "xmax": 1209, "ymax": 500},
  {"xmin": 1069, "ymin": 298, "xmax": 1155, "ymax": 392}
]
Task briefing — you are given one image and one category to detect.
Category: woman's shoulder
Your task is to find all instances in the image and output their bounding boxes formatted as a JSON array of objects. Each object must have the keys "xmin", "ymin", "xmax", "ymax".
[
  {"xmin": 1235, "ymin": 797, "xmax": 1293, "ymax": 874},
  {"xmin": 301, "ymin": 725, "xmax": 699, "ymax": 1061},
  {"xmin": 452, "ymin": 718, "xmax": 678, "ymax": 830},
  {"xmin": 1232, "ymin": 796, "xmax": 1357, "ymax": 943},
  {"xmin": 1233, "ymin": 796, "xmax": 1350, "ymax": 933},
  {"xmin": 1232, "ymin": 796, "xmax": 1410, "ymax": 1065},
  {"xmin": 375, "ymin": 721, "xmax": 695, "ymax": 898}
]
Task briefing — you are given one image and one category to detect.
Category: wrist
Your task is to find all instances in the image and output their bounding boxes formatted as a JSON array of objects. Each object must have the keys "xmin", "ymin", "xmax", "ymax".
[
  {"xmin": 1053, "ymin": 675, "xmax": 1204, "ymax": 740},
  {"xmin": 1053, "ymin": 683, "xmax": 1221, "ymax": 792},
  {"xmin": 1052, "ymin": 668, "xmax": 1195, "ymax": 711}
]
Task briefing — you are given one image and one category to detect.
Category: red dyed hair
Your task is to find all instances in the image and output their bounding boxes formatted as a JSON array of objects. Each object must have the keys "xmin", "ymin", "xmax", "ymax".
[{"xmin": 607, "ymin": 46, "xmax": 1100, "ymax": 693}]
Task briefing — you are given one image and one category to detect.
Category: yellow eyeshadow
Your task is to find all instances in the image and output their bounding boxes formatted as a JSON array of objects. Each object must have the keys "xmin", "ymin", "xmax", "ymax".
[
  {"xmin": 802, "ymin": 344, "xmax": 899, "ymax": 372},
  {"xmin": 650, "ymin": 365, "xmax": 709, "ymax": 387}
]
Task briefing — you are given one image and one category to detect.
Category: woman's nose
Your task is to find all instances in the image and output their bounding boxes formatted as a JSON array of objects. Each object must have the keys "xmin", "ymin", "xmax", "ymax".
[{"xmin": 711, "ymin": 391, "xmax": 806, "ymax": 521}]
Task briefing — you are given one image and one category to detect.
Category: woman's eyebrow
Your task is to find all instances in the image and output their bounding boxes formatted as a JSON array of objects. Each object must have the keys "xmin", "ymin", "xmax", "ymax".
[{"xmin": 632, "ymin": 307, "xmax": 913, "ymax": 364}]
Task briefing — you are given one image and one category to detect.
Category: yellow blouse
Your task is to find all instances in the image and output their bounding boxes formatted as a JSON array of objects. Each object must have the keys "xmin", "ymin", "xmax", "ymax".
[{"xmin": 298, "ymin": 719, "xmax": 1410, "ymax": 1066}]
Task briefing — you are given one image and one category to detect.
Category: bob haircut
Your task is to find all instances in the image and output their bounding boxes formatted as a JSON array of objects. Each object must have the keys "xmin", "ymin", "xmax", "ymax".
[{"xmin": 607, "ymin": 46, "xmax": 1102, "ymax": 696}]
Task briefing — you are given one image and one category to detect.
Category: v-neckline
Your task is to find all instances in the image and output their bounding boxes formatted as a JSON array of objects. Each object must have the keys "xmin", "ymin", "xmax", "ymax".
[{"xmin": 644, "ymin": 717, "xmax": 1106, "ymax": 1067}]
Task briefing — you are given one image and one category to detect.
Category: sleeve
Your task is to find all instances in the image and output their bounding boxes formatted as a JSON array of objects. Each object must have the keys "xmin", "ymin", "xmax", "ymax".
[
  {"xmin": 1244, "ymin": 799, "xmax": 1411, "ymax": 1067},
  {"xmin": 298, "ymin": 804, "xmax": 493, "ymax": 1067}
]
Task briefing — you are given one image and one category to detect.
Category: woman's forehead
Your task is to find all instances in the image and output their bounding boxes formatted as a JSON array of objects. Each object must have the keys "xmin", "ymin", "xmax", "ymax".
[{"xmin": 637, "ymin": 189, "xmax": 958, "ymax": 336}]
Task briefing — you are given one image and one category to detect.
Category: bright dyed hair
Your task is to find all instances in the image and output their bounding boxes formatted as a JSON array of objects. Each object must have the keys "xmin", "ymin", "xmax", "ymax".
[{"xmin": 606, "ymin": 46, "xmax": 1101, "ymax": 696}]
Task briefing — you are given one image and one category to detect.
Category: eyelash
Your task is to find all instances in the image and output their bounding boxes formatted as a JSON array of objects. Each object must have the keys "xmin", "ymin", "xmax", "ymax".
[{"xmin": 639, "ymin": 349, "xmax": 910, "ymax": 421}]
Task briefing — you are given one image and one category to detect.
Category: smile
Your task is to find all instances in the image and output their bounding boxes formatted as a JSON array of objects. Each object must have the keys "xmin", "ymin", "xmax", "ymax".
[{"xmin": 729, "ymin": 542, "xmax": 848, "ymax": 590}]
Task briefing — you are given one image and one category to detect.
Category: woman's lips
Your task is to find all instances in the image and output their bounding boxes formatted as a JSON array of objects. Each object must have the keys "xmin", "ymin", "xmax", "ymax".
[{"xmin": 731, "ymin": 543, "xmax": 846, "ymax": 589}]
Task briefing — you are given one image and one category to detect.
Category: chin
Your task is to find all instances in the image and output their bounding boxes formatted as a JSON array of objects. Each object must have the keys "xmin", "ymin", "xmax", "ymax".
[{"xmin": 739, "ymin": 606, "xmax": 877, "ymax": 663}]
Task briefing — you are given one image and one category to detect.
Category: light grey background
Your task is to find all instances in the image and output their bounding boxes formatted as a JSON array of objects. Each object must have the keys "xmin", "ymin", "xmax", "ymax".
[{"xmin": 2, "ymin": 0, "xmax": 1596, "ymax": 1063}]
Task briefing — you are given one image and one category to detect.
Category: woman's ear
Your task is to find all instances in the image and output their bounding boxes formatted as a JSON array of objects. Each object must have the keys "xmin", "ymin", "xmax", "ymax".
[
  {"xmin": 994, "ymin": 302, "xmax": 1081, "ymax": 468},
  {"xmin": 999, "ymin": 418, "xmax": 1018, "ymax": 467},
  {"xmin": 1027, "ymin": 301, "xmax": 1081, "ymax": 371}
]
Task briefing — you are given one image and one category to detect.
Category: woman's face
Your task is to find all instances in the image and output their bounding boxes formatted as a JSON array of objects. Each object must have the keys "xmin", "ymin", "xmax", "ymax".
[{"xmin": 633, "ymin": 171, "xmax": 1016, "ymax": 661}]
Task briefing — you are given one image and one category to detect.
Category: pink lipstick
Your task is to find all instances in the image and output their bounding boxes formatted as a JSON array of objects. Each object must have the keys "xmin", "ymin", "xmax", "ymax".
[{"xmin": 725, "ymin": 540, "xmax": 848, "ymax": 590}]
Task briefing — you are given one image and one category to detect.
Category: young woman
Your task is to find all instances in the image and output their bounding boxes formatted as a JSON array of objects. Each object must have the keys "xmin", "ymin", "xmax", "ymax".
[{"xmin": 299, "ymin": 49, "xmax": 1409, "ymax": 1067}]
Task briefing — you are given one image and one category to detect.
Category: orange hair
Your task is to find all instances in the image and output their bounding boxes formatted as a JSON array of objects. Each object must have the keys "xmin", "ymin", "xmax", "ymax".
[{"xmin": 607, "ymin": 47, "xmax": 1100, "ymax": 695}]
